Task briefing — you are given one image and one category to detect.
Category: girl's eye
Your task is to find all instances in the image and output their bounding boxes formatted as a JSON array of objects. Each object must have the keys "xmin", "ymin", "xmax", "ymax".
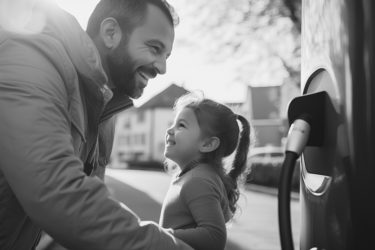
[{"xmin": 179, "ymin": 123, "xmax": 185, "ymax": 128}]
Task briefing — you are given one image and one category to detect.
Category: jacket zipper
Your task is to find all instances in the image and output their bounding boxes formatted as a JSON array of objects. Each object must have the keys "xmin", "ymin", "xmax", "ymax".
[
  {"xmin": 85, "ymin": 98, "xmax": 108, "ymax": 169},
  {"xmin": 85, "ymin": 100, "xmax": 133, "ymax": 175}
]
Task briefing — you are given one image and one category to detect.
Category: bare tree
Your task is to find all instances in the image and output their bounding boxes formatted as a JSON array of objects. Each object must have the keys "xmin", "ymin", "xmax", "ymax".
[{"xmin": 177, "ymin": 0, "xmax": 302, "ymax": 87}]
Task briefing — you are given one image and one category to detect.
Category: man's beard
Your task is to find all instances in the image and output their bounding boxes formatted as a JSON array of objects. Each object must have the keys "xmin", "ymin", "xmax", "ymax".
[{"xmin": 106, "ymin": 40, "xmax": 143, "ymax": 99}]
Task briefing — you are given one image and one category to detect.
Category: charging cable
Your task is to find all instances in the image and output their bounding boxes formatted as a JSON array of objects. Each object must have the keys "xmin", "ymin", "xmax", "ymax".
[{"xmin": 278, "ymin": 113, "xmax": 312, "ymax": 250}]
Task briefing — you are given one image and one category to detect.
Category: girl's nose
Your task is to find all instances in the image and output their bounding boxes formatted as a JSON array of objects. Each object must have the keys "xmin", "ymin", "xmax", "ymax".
[{"xmin": 166, "ymin": 127, "xmax": 174, "ymax": 135}]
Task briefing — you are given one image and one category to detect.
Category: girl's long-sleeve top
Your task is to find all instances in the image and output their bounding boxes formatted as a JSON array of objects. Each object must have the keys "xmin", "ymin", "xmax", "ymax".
[{"xmin": 159, "ymin": 163, "xmax": 231, "ymax": 250}]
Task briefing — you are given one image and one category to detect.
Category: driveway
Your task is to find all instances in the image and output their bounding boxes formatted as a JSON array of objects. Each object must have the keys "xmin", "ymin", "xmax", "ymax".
[{"xmin": 105, "ymin": 168, "xmax": 300, "ymax": 250}]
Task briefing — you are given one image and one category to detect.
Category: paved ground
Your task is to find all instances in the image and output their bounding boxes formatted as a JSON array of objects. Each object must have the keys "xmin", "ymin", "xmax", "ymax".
[{"xmin": 105, "ymin": 168, "xmax": 300, "ymax": 250}]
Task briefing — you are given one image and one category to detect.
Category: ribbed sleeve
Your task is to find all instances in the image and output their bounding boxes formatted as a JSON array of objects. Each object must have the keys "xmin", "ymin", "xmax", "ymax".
[
  {"xmin": 174, "ymin": 177, "xmax": 227, "ymax": 250},
  {"xmin": 160, "ymin": 165, "xmax": 230, "ymax": 250}
]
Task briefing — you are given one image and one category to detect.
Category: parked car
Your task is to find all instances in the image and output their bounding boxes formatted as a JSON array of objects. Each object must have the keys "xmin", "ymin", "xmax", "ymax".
[{"xmin": 249, "ymin": 146, "xmax": 285, "ymax": 167}]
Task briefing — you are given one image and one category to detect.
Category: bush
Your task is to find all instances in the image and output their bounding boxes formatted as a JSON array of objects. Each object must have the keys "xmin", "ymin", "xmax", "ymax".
[
  {"xmin": 126, "ymin": 160, "xmax": 165, "ymax": 170},
  {"xmin": 246, "ymin": 161, "xmax": 300, "ymax": 192}
]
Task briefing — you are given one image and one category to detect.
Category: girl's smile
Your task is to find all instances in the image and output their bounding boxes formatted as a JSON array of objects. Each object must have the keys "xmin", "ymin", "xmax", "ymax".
[{"xmin": 166, "ymin": 138, "xmax": 176, "ymax": 146}]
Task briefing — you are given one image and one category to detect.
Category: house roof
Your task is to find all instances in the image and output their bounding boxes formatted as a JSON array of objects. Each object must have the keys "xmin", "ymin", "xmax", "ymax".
[{"xmin": 138, "ymin": 83, "xmax": 189, "ymax": 109}]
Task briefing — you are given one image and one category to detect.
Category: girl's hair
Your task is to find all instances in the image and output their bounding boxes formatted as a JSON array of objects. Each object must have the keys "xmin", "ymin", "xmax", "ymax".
[{"xmin": 170, "ymin": 90, "xmax": 253, "ymax": 218}]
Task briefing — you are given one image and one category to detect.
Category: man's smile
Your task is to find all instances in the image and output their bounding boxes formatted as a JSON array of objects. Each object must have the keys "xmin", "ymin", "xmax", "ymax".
[{"xmin": 138, "ymin": 70, "xmax": 151, "ymax": 80}]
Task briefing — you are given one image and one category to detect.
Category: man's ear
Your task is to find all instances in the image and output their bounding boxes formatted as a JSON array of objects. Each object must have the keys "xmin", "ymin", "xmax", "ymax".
[
  {"xmin": 99, "ymin": 17, "xmax": 122, "ymax": 49},
  {"xmin": 200, "ymin": 137, "xmax": 220, "ymax": 153}
]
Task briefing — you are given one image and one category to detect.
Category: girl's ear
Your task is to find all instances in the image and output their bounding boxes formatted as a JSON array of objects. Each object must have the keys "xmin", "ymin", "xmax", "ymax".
[{"xmin": 200, "ymin": 137, "xmax": 220, "ymax": 153}]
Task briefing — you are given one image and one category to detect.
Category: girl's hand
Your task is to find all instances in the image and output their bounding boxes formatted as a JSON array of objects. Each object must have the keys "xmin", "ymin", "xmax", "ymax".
[{"xmin": 163, "ymin": 228, "xmax": 175, "ymax": 235}]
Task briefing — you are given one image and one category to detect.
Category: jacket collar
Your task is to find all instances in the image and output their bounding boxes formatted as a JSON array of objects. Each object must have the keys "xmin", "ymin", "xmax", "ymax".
[
  {"xmin": 30, "ymin": 0, "xmax": 108, "ymax": 93},
  {"xmin": 27, "ymin": 0, "xmax": 133, "ymax": 122}
]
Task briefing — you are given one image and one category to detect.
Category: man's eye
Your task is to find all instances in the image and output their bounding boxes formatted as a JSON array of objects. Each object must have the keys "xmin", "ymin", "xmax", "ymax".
[{"xmin": 151, "ymin": 46, "xmax": 159, "ymax": 53}]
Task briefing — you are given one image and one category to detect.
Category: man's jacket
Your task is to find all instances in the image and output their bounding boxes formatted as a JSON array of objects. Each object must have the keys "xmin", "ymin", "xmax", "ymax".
[{"xmin": 0, "ymin": 1, "xmax": 192, "ymax": 250}]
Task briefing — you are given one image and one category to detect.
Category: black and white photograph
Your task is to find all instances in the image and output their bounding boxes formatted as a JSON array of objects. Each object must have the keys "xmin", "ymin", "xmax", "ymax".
[{"xmin": 0, "ymin": 0, "xmax": 374, "ymax": 249}]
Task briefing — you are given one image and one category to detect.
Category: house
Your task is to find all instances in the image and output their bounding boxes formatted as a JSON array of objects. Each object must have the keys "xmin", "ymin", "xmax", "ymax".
[
  {"xmin": 249, "ymin": 86, "xmax": 285, "ymax": 147},
  {"xmin": 111, "ymin": 84, "xmax": 188, "ymax": 167},
  {"xmin": 226, "ymin": 83, "xmax": 299, "ymax": 147},
  {"xmin": 110, "ymin": 81, "xmax": 299, "ymax": 167}
]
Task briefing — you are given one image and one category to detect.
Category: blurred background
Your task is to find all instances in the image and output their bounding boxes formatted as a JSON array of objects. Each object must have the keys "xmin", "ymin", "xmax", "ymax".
[{"xmin": 56, "ymin": 0, "xmax": 303, "ymax": 249}]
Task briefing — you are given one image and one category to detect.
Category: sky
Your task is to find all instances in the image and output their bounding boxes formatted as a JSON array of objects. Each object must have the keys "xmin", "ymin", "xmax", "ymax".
[{"xmin": 53, "ymin": 0, "xmax": 285, "ymax": 106}]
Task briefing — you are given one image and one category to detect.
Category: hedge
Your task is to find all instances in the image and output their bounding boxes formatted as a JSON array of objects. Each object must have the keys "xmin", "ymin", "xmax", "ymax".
[
  {"xmin": 246, "ymin": 161, "xmax": 300, "ymax": 192},
  {"xmin": 126, "ymin": 160, "xmax": 165, "ymax": 170},
  {"xmin": 121, "ymin": 160, "xmax": 301, "ymax": 192}
]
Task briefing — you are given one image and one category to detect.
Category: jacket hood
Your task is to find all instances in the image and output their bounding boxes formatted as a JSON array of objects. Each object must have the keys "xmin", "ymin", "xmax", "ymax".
[{"xmin": 26, "ymin": 0, "xmax": 108, "ymax": 90}]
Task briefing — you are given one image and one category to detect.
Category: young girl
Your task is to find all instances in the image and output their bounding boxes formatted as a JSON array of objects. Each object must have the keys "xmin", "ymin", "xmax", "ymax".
[{"xmin": 159, "ymin": 91, "xmax": 252, "ymax": 250}]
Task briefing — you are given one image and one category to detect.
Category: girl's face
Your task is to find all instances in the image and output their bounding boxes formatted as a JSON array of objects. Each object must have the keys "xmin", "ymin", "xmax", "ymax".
[{"xmin": 164, "ymin": 108, "xmax": 205, "ymax": 167}]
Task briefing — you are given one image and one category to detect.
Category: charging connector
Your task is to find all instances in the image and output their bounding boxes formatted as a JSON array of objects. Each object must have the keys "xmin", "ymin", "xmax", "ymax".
[
  {"xmin": 285, "ymin": 113, "xmax": 312, "ymax": 155},
  {"xmin": 279, "ymin": 113, "xmax": 312, "ymax": 250}
]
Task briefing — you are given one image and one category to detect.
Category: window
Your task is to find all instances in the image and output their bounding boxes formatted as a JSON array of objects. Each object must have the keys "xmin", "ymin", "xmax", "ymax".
[
  {"xmin": 141, "ymin": 134, "xmax": 146, "ymax": 145},
  {"xmin": 118, "ymin": 135, "xmax": 127, "ymax": 146},
  {"xmin": 124, "ymin": 118, "xmax": 131, "ymax": 128},
  {"xmin": 133, "ymin": 152, "xmax": 144, "ymax": 161},
  {"xmin": 135, "ymin": 134, "xmax": 141, "ymax": 145},
  {"xmin": 137, "ymin": 111, "xmax": 145, "ymax": 123},
  {"xmin": 158, "ymin": 142, "xmax": 165, "ymax": 153}
]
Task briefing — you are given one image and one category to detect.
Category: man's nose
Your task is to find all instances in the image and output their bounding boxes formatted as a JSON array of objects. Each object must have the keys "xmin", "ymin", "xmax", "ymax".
[{"xmin": 154, "ymin": 57, "xmax": 167, "ymax": 75}]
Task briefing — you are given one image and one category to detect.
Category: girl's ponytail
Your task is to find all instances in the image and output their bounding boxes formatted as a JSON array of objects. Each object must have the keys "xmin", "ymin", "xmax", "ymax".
[
  {"xmin": 229, "ymin": 115, "xmax": 251, "ymax": 182},
  {"xmin": 226, "ymin": 114, "xmax": 251, "ymax": 216}
]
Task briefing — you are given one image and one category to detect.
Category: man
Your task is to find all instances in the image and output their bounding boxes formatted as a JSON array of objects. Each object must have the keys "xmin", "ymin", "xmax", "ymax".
[{"xmin": 0, "ymin": 0, "xmax": 193, "ymax": 249}]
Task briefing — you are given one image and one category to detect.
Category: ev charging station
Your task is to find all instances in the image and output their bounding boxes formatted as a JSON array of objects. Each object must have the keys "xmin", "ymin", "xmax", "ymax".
[{"xmin": 278, "ymin": 0, "xmax": 375, "ymax": 249}]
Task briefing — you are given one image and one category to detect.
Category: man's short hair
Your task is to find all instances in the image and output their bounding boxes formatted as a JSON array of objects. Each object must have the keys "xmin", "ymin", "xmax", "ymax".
[{"xmin": 86, "ymin": 0, "xmax": 179, "ymax": 39}]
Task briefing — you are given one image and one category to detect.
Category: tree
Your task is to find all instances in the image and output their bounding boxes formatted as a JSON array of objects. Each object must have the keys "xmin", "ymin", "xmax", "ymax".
[{"xmin": 176, "ymin": 0, "xmax": 302, "ymax": 87}]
